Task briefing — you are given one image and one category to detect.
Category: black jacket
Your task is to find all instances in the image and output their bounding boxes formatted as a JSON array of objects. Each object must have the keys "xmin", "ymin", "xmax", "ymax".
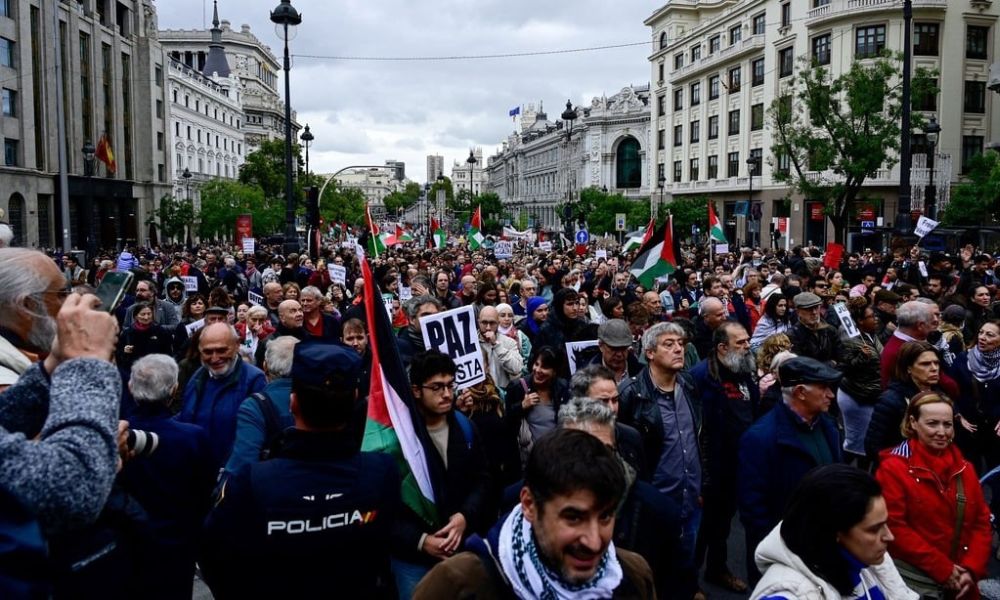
[
  {"xmin": 788, "ymin": 321, "xmax": 845, "ymax": 365},
  {"xmin": 865, "ymin": 379, "xmax": 921, "ymax": 460}
]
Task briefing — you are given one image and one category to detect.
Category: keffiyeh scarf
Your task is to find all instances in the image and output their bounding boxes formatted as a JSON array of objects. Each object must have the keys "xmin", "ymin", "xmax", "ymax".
[
  {"xmin": 497, "ymin": 504, "xmax": 622, "ymax": 600},
  {"xmin": 968, "ymin": 345, "xmax": 1000, "ymax": 382}
]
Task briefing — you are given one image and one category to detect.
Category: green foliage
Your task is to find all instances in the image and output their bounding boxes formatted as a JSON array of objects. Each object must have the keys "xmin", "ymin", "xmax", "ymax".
[
  {"xmin": 238, "ymin": 138, "xmax": 305, "ymax": 202},
  {"xmin": 769, "ymin": 52, "xmax": 937, "ymax": 243},
  {"xmin": 318, "ymin": 182, "xmax": 367, "ymax": 227},
  {"xmin": 574, "ymin": 187, "xmax": 649, "ymax": 235},
  {"xmin": 664, "ymin": 195, "xmax": 710, "ymax": 240},
  {"xmin": 197, "ymin": 180, "xmax": 282, "ymax": 241},
  {"xmin": 151, "ymin": 195, "xmax": 195, "ymax": 243},
  {"xmin": 383, "ymin": 182, "xmax": 423, "ymax": 215},
  {"xmin": 940, "ymin": 153, "xmax": 1000, "ymax": 226},
  {"xmin": 428, "ymin": 177, "xmax": 454, "ymax": 208}
]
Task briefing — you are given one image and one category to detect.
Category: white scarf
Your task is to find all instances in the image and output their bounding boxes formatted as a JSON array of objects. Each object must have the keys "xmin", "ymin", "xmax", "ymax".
[{"xmin": 497, "ymin": 504, "xmax": 623, "ymax": 600}]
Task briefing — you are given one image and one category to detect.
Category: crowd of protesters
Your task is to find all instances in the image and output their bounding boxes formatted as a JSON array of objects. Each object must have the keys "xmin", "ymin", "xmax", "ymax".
[{"xmin": 3, "ymin": 232, "xmax": 1000, "ymax": 599}]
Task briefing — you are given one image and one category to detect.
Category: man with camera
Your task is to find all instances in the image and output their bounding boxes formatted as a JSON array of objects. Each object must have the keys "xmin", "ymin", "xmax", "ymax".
[{"xmin": 201, "ymin": 341, "xmax": 401, "ymax": 597}]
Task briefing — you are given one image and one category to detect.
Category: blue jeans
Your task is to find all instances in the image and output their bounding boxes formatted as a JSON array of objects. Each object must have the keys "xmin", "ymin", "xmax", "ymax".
[
  {"xmin": 677, "ymin": 506, "xmax": 703, "ymax": 597},
  {"xmin": 390, "ymin": 558, "xmax": 431, "ymax": 599}
]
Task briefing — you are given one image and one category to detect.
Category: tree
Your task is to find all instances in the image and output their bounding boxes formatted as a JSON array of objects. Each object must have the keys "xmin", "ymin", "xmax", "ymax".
[
  {"xmin": 769, "ymin": 53, "xmax": 937, "ymax": 244},
  {"xmin": 318, "ymin": 182, "xmax": 367, "ymax": 228},
  {"xmin": 383, "ymin": 182, "xmax": 422, "ymax": 216},
  {"xmin": 238, "ymin": 138, "xmax": 305, "ymax": 203},
  {"xmin": 573, "ymin": 187, "xmax": 650, "ymax": 235},
  {"xmin": 428, "ymin": 176, "xmax": 454, "ymax": 209},
  {"xmin": 197, "ymin": 180, "xmax": 282, "ymax": 241},
  {"xmin": 664, "ymin": 195, "xmax": 711, "ymax": 241},
  {"xmin": 940, "ymin": 152, "xmax": 1000, "ymax": 226},
  {"xmin": 149, "ymin": 195, "xmax": 195, "ymax": 243}
]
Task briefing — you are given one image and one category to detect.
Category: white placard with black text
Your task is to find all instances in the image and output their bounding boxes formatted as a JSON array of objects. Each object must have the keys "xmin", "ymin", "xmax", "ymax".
[{"xmin": 419, "ymin": 305, "xmax": 486, "ymax": 390}]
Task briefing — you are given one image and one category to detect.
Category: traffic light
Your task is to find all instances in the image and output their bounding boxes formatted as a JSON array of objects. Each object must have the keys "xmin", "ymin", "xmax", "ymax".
[{"xmin": 306, "ymin": 186, "xmax": 319, "ymax": 228}]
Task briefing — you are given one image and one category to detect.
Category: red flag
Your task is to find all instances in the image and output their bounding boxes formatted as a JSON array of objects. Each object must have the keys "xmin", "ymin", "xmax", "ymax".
[
  {"xmin": 96, "ymin": 133, "xmax": 116, "ymax": 174},
  {"xmin": 641, "ymin": 217, "xmax": 656, "ymax": 244},
  {"xmin": 662, "ymin": 214, "xmax": 678, "ymax": 267},
  {"xmin": 470, "ymin": 206, "xmax": 482, "ymax": 230}
]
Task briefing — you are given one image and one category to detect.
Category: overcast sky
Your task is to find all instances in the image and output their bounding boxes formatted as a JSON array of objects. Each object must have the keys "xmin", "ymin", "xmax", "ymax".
[{"xmin": 156, "ymin": 0, "xmax": 656, "ymax": 183}]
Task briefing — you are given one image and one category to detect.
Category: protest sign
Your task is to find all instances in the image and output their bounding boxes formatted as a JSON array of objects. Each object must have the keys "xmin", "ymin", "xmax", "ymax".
[
  {"xmin": 596, "ymin": 249, "xmax": 607, "ymax": 259},
  {"xmin": 399, "ymin": 286, "xmax": 412, "ymax": 301},
  {"xmin": 565, "ymin": 340, "xmax": 599, "ymax": 375},
  {"xmin": 382, "ymin": 293, "xmax": 395, "ymax": 319},
  {"xmin": 185, "ymin": 318, "xmax": 205, "ymax": 338},
  {"xmin": 538, "ymin": 241, "xmax": 552, "ymax": 252},
  {"xmin": 242, "ymin": 237, "xmax": 255, "ymax": 254},
  {"xmin": 248, "ymin": 291, "xmax": 264, "ymax": 307},
  {"xmin": 181, "ymin": 276, "xmax": 198, "ymax": 292},
  {"xmin": 419, "ymin": 305, "xmax": 485, "ymax": 389},
  {"xmin": 715, "ymin": 243, "xmax": 729, "ymax": 254},
  {"xmin": 915, "ymin": 215, "xmax": 939, "ymax": 238},
  {"xmin": 833, "ymin": 303, "xmax": 860, "ymax": 338},
  {"xmin": 328, "ymin": 264, "xmax": 347, "ymax": 286},
  {"xmin": 494, "ymin": 240, "xmax": 513, "ymax": 259}
]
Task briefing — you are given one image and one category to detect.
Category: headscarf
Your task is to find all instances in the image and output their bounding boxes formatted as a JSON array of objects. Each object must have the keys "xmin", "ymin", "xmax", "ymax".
[
  {"xmin": 968, "ymin": 344, "xmax": 1000, "ymax": 382},
  {"xmin": 496, "ymin": 302, "xmax": 517, "ymax": 338},
  {"xmin": 525, "ymin": 296, "xmax": 547, "ymax": 335}
]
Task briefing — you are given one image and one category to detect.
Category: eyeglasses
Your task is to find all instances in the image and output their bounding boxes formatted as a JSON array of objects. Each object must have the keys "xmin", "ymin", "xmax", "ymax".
[
  {"xmin": 420, "ymin": 382, "xmax": 457, "ymax": 394},
  {"xmin": 43, "ymin": 288, "xmax": 72, "ymax": 300},
  {"xmin": 479, "ymin": 320, "xmax": 498, "ymax": 327}
]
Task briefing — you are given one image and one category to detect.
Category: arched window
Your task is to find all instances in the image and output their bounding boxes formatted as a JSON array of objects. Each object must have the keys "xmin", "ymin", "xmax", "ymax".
[
  {"xmin": 659, "ymin": 31, "xmax": 668, "ymax": 50},
  {"xmin": 7, "ymin": 193, "xmax": 25, "ymax": 246},
  {"xmin": 616, "ymin": 138, "xmax": 642, "ymax": 189}
]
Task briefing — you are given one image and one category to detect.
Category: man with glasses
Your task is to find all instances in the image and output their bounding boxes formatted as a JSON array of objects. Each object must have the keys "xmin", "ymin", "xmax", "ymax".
[
  {"xmin": 618, "ymin": 322, "xmax": 702, "ymax": 599},
  {"xmin": 477, "ymin": 306, "xmax": 522, "ymax": 390},
  {"xmin": 788, "ymin": 292, "xmax": 845, "ymax": 366},
  {"xmin": 391, "ymin": 350, "xmax": 489, "ymax": 598},
  {"xmin": 123, "ymin": 280, "xmax": 179, "ymax": 329},
  {"xmin": 512, "ymin": 277, "xmax": 537, "ymax": 318}
]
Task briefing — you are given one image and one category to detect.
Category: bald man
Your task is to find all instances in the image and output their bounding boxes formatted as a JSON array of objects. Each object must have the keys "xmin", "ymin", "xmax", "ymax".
[
  {"xmin": 477, "ymin": 306, "xmax": 523, "ymax": 390},
  {"xmin": 179, "ymin": 322, "xmax": 266, "ymax": 468},
  {"xmin": 693, "ymin": 297, "xmax": 729, "ymax": 360},
  {"xmin": 255, "ymin": 300, "xmax": 306, "ymax": 366}
]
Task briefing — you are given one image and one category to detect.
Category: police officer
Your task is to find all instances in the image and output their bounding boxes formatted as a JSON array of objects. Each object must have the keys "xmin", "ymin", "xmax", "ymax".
[{"xmin": 200, "ymin": 341, "xmax": 401, "ymax": 598}]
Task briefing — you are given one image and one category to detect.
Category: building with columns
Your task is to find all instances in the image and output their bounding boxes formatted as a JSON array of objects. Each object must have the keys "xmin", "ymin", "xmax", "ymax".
[
  {"xmin": 0, "ymin": 0, "xmax": 171, "ymax": 251},
  {"xmin": 647, "ymin": 0, "xmax": 1000, "ymax": 250},
  {"xmin": 484, "ymin": 88, "xmax": 652, "ymax": 229},
  {"xmin": 450, "ymin": 147, "xmax": 489, "ymax": 198}
]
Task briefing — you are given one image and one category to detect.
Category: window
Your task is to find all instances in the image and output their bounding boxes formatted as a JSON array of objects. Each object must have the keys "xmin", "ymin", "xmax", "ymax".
[
  {"xmin": 962, "ymin": 135, "xmax": 984, "ymax": 174},
  {"xmin": 657, "ymin": 128, "xmax": 665, "ymax": 149},
  {"xmin": 175, "ymin": 122, "xmax": 179, "ymax": 136},
  {"xmin": 184, "ymin": 95, "xmax": 189, "ymax": 107},
  {"xmin": 751, "ymin": 103, "xmax": 764, "ymax": 130},
  {"xmin": 779, "ymin": 47, "xmax": 794, "ymax": 78},
  {"xmin": 197, "ymin": 129, "xmax": 202, "ymax": 143},
  {"xmin": 777, "ymin": 95, "xmax": 793, "ymax": 125},
  {"xmin": 1, "ymin": 88, "xmax": 13, "ymax": 117},
  {"xmin": 691, "ymin": 82, "xmax": 701, "ymax": 106},
  {"xmin": 673, "ymin": 125, "xmax": 683, "ymax": 147},
  {"xmin": 781, "ymin": 2, "xmax": 791, "ymax": 27},
  {"xmin": 965, "ymin": 81, "xmax": 986, "ymax": 113},
  {"xmin": 154, "ymin": 65, "xmax": 163, "ymax": 86},
  {"xmin": 913, "ymin": 23, "xmax": 939, "ymax": 56},
  {"xmin": 709, "ymin": 35, "xmax": 720, "ymax": 54},
  {"xmin": 856, "ymin": 25, "xmax": 886, "ymax": 58},
  {"xmin": 674, "ymin": 88, "xmax": 684, "ymax": 111},
  {"xmin": 674, "ymin": 53, "xmax": 684, "ymax": 70},
  {"xmin": 690, "ymin": 158, "xmax": 700, "ymax": 180},
  {"xmin": 617, "ymin": 137, "xmax": 642, "ymax": 188},
  {"xmin": 915, "ymin": 78, "xmax": 937, "ymax": 111},
  {"xmin": 657, "ymin": 94, "xmax": 666, "ymax": 116},
  {"xmin": 752, "ymin": 57, "xmax": 765, "ymax": 86},
  {"xmin": 812, "ymin": 34, "xmax": 831, "ymax": 66},
  {"xmin": 155, "ymin": 99, "xmax": 163, "ymax": 118},
  {"xmin": 186, "ymin": 125, "xmax": 191, "ymax": 140},
  {"xmin": 673, "ymin": 160, "xmax": 682, "ymax": 182},
  {"xmin": 968, "ymin": 26, "xmax": 989, "ymax": 60},
  {"xmin": 0, "ymin": 0, "xmax": 9, "ymax": 18},
  {"xmin": 690, "ymin": 120, "xmax": 700, "ymax": 143},
  {"xmin": 158, "ymin": 163, "xmax": 165, "ymax": 182},
  {"xmin": 4, "ymin": 139, "xmax": 17, "ymax": 166},
  {"xmin": 776, "ymin": 149, "xmax": 791, "ymax": 176},
  {"xmin": 728, "ymin": 67, "xmax": 741, "ymax": 93},
  {"xmin": 730, "ymin": 25, "xmax": 742, "ymax": 46},
  {"xmin": 708, "ymin": 115, "xmax": 719, "ymax": 139},
  {"xmin": 709, "ymin": 75, "xmax": 720, "ymax": 100},
  {"xmin": 691, "ymin": 45, "xmax": 701, "ymax": 62},
  {"xmin": 753, "ymin": 13, "xmax": 766, "ymax": 36},
  {"xmin": 727, "ymin": 151, "xmax": 740, "ymax": 177},
  {"xmin": 195, "ymin": 99, "xmax": 199, "ymax": 112},
  {"xmin": 749, "ymin": 148, "xmax": 763, "ymax": 174},
  {"xmin": 156, "ymin": 131, "xmax": 164, "ymax": 150},
  {"xmin": 0, "ymin": 37, "xmax": 13, "ymax": 68},
  {"xmin": 658, "ymin": 63, "xmax": 664, "ymax": 82},
  {"xmin": 659, "ymin": 31, "xmax": 668, "ymax": 50},
  {"xmin": 728, "ymin": 109, "xmax": 741, "ymax": 136},
  {"xmin": 708, "ymin": 155, "xmax": 719, "ymax": 179}
]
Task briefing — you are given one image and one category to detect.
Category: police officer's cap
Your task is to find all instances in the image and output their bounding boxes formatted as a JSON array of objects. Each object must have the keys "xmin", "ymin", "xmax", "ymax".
[
  {"xmin": 292, "ymin": 341, "xmax": 362, "ymax": 389},
  {"xmin": 778, "ymin": 357, "xmax": 842, "ymax": 387}
]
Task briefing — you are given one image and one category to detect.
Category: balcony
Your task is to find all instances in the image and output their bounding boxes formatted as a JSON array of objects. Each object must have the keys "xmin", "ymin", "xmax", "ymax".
[
  {"xmin": 670, "ymin": 34, "xmax": 765, "ymax": 83},
  {"xmin": 806, "ymin": 0, "xmax": 947, "ymax": 26}
]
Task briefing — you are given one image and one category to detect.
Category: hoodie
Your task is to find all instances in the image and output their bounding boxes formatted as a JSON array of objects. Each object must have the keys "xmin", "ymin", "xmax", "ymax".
[
  {"xmin": 751, "ymin": 525, "xmax": 918, "ymax": 600},
  {"xmin": 163, "ymin": 276, "xmax": 187, "ymax": 310}
]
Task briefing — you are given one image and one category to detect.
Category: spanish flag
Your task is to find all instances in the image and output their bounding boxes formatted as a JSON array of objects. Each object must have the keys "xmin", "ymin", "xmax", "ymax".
[{"xmin": 96, "ymin": 133, "xmax": 116, "ymax": 175}]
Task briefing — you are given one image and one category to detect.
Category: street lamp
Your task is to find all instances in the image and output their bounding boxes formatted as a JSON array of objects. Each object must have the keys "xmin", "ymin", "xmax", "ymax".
[
  {"xmin": 747, "ymin": 156, "xmax": 757, "ymax": 248},
  {"xmin": 182, "ymin": 167, "xmax": 193, "ymax": 247},
  {"xmin": 300, "ymin": 123, "xmax": 313, "ymax": 181},
  {"xmin": 82, "ymin": 141, "xmax": 96, "ymax": 257},
  {"xmin": 270, "ymin": 0, "xmax": 302, "ymax": 256},
  {"xmin": 561, "ymin": 100, "xmax": 579, "ymax": 244},
  {"xmin": 466, "ymin": 149, "xmax": 477, "ymax": 201},
  {"xmin": 924, "ymin": 116, "xmax": 941, "ymax": 220},
  {"xmin": 653, "ymin": 173, "xmax": 665, "ymax": 222}
]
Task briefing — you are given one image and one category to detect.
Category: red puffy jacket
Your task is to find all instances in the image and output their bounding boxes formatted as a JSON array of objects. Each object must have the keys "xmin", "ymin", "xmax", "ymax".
[{"xmin": 876, "ymin": 439, "xmax": 992, "ymax": 592}]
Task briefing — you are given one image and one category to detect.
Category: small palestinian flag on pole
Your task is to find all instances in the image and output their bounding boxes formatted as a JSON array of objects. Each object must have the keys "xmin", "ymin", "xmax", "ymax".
[
  {"xmin": 365, "ymin": 205, "xmax": 385, "ymax": 257},
  {"xmin": 468, "ymin": 205, "xmax": 484, "ymax": 250},
  {"xmin": 359, "ymin": 248, "xmax": 440, "ymax": 526},
  {"xmin": 430, "ymin": 216, "xmax": 446, "ymax": 249},
  {"xmin": 641, "ymin": 216, "xmax": 656, "ymax": 245},
  {"xmin": 395, "ymin": 224, "xmax": 414, "ymax": 244},
  {"xmin": 708, "ymin": 201, "xmax": 727, "ymax": 243},
  {"xmin": 629, "ymin": 214, "xmax": 678, "ymax": 289}
]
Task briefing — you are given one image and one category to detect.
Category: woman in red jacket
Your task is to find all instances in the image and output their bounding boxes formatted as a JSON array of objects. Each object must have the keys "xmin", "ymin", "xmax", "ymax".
[{"xmin": 876, "ymin": 391, "xmax": 992, "ymax": 599}]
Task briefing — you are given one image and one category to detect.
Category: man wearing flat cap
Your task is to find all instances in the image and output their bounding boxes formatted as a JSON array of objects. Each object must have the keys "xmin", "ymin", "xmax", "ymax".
[
  {"xmin": 787, "ymin": 291, "xmax": 845, "ymax": 366},
  {"xmin": 736, "ymin": 356, "xmax": 843, "ymax": 583},
  {"xmin": 873, "ymin": 288, "xmax": 901, "ymax": 342},
  {"xmin": 201, "ymin": 340, "xmax": 401, "ymax": 597}
]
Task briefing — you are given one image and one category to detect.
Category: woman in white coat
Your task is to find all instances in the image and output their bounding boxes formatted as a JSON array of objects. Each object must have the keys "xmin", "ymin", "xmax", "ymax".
[{"xmin": 751, "ymin": 464, "xmax": 917, "ymax": 600}]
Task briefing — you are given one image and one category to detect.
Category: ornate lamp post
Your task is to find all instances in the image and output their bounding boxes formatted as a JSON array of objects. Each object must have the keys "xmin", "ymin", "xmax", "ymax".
[
  {"xmin": 561, "ymin": 100, "xmax": 578, "ymax": 242},
  {"xmin": 270, "ymin": 0, "xmax": 302, "ymax": 255},
  {"xmin": 466, "ymin": 149, "xmax": 477, "ymax": 201},
  {"xmin": 182, "ymin": 167, "xmax": 193, "ymax": 246},
  {"xmin": 82, "ymin": 141, "xmax": 96, "ymax": 256},
  {"xmin": 747, "ymin": 156, "xmax": 757, "ymax": 248},
  {"xmin": 924, "ymin": 116, "xmax": 941, "ymax": 220},
  {"xmin": 300, "ymin": 123, "xmax": 314, "ymax": 181}
]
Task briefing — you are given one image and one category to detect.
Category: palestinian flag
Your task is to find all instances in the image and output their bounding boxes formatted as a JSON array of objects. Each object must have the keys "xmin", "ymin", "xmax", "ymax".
[
  {"xmin": 708, "ymin": 201, "xmax": 727, "ymax": 243},
  {"xmin": 365, "ymin": 205, "xmax": 385, "ymax": 257},
  {"xmin": 468, "ymin": 206, "xmax": 484, "ymax": 250},
  {"xmin": 430, "ymin": 217, "xmax": 446, "ymax": 249},
  {"xmin": 395, "ymin": 224, "xmax": 414, "ymax": 243},
  {"xmin": 359, "ymin": 249, "xmax": 439, "ymax": 526},
  {"xmin": 622, "ymin": 236, "xmax": 645, "ymax": 252},
  {"xmin": 629, "ymin": 215, "xmax": 678, "ymax": 288},
  {"xmin": 641, "ymin": 217, "xmax": 656, "ymax": 245}
]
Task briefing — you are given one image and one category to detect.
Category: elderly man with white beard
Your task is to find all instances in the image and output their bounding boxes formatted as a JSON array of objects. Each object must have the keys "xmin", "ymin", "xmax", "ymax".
[{"xmin": 689, "ymin": 321, "xmax": 759, "ymax": 595}]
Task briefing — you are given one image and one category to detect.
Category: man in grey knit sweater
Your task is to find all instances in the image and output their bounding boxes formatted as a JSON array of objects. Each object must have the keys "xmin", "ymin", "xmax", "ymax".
[{"xmin": 0, "ymin": 291, "xmax": 121, "ymax": 535}]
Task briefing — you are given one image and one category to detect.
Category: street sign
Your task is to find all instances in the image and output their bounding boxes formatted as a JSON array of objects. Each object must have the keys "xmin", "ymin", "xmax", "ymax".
[
  {"xmin": 615, "ymin": 214, "xmax": 626, "ymax": 231},
  {"xmin": 575, "ymin": 230, "xmax": 589, "ymax": 245},
  {"xmin": 860, "ymin": 220, "xmax": 875, "ymax": 230}
]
